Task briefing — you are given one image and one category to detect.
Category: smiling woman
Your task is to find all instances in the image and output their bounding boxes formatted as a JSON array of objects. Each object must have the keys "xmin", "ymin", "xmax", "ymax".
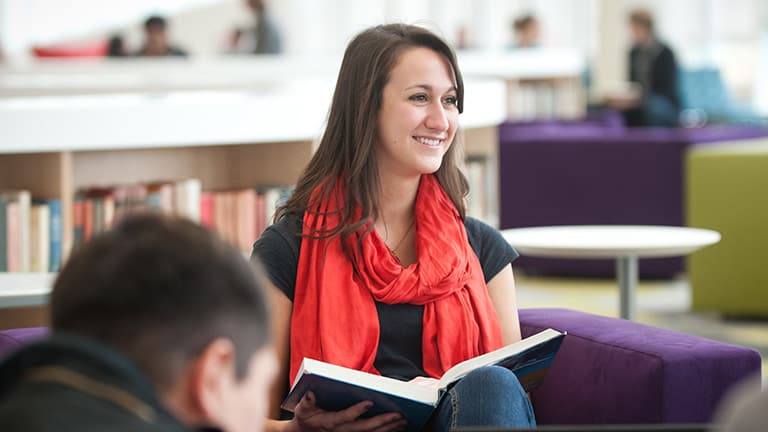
[
  {"xmin": 253, "ymin": 23, "xmax": 533, "ymax": 432},
  {"xmin": 376, "ymin": 47, "xmax": 459, "ymax": 183}
]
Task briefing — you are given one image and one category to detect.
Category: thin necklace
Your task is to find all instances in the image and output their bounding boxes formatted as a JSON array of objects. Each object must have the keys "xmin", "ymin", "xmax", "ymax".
[{"xmin": 389, "ymin": 219, "xmax": 415, "ymax": 259}]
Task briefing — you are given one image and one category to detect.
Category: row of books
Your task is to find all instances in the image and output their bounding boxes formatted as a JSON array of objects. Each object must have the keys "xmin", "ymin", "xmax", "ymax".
[
  {"xmin": 0, "ymin": 191, "xmax": 63, "ymax": 273},
  {"xmin": 511, "ymin": 82, "xmax": 569, "ymax": 120},
  {"xmin": 465, "ymin": 156, "xmax": 498, "ymax": 227},
  {"xmin": 73, "ymin": 179, "xmax": 293, "ymax": 253}
]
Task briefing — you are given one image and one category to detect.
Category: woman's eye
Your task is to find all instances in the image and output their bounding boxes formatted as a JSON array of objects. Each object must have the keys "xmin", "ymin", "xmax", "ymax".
[
  {"xmin": 444, "ymin": 96, "xmax": 458, "ymax": 106},
  {"xmin": 410, "ymin": 94, "xmax": 428, "ymax": 102}
]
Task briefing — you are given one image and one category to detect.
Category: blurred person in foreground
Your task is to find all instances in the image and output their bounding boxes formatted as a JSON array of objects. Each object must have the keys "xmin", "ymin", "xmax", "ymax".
[{"xmin": 0, "ymin": 213, "xmax": 276, "ymax": 432}]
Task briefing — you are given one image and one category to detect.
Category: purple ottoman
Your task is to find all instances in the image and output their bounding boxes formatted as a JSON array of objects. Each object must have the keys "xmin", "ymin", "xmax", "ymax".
[
  {"xmin": 520, "ymin": 308, "xmax": 761, "ymax": 424},
  {"xmin": 0, "ymin": 327, "xmax": 49, "ymax": 360},
  {"xmin": 499, "ymin": 122, "xmax": 768, "ymax": 278}
]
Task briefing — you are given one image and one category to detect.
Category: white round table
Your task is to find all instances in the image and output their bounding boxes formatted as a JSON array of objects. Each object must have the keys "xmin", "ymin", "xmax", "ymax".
[{"xmin": 501, "ymin": 225, "xmax": 721, "ymax": 320}]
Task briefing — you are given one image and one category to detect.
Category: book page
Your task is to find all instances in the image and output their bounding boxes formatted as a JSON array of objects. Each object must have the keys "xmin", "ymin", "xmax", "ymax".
[{"xmin": 437, "ymin": 328, "xmax": 563, "ymax": 388}]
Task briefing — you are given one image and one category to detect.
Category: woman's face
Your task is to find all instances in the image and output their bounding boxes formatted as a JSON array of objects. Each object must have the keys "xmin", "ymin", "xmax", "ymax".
[{"xmin": 376, "ymin": 47, "xmax": 459, "ymax": 179}]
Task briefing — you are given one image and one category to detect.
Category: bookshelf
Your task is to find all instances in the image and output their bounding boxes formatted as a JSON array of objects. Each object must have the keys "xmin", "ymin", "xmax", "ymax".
[
  {"xmin": 2, "ymin": 50, "xmax": 586, "ymax": 119},
  {"xmin": 457, "ymin": 49, "xmax": 586, "ymax": 119},
  {"xmin": 0, "ymin": 50, "xmax": 588, "ymax": 325},
  {"xmin": 0, "ymin": 73, "xmax": 507, "ymax": 327}
]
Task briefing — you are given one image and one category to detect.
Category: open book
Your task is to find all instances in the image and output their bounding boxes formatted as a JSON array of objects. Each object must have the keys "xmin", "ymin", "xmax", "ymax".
[{"xmin": 281, "ymin": 328, "xmax": 565, "ymax": 432}]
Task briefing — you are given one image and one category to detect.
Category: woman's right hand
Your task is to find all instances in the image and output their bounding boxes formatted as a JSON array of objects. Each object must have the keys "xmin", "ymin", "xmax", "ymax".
[{"xmin": 289, "ymin": 391, "xmax": 407, "ymax": 432}]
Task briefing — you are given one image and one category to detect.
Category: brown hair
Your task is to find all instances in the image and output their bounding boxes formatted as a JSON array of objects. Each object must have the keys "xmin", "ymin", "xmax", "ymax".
[
  {"xmin": 629, "ymin": 9, "xmax": 654, "ymax": 32},
  {"xmin": 277, "ymin": 23, "xmax": 468, "ymax": 246},
  {"xmin": 513, "ymin": 14, "xmax": 537, "ymax": 31},
  {"xmin": 52, "ymin": 213, "xmax": 271, "ymax": 390}
]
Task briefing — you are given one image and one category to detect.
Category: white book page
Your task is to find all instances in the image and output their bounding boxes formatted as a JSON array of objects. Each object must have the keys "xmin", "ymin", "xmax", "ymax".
[
  {"xmin": 438, "ymin": 328, "xmax": 561, "ymax": 388},
  {"xmin": 300, "ymin": 359, "xmax": 439, "ymax": 405}
]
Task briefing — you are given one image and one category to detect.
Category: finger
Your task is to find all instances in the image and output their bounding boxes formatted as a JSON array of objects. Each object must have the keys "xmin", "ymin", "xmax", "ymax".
[
  {"xmin": 351, "ymin": 412, "xmax": 405, "ymax": 432},
  {"xmin": 371, "ymin": 418, "xmax": 408, "ymax": 432},
  {"xmin": 293, "ymin": 392, "xmax": 318, "ymax": 416},
  {"xmin": 333, "ymin": 400, "xmax": 375, "ymax": 423}
]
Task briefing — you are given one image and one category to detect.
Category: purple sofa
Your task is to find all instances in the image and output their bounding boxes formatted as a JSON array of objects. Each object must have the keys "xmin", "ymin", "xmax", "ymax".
[
  {"xmin": 0, "ymin": 327, "xmax": 48, "ymax": 359},
  {"xmin": 1, "ymin": 310, "xmax": 760, "ymax": 425},
  {"xmin": 521, "ymin": 308, "xmax": 761, "ymax": 424},
  {"xmin": 499, "ymin": 120, "xmax": 768, "ymax": 278}
]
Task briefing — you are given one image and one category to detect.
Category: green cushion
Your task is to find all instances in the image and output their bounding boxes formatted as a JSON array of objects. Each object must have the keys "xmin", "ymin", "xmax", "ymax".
[{"xmin": 687, "ymin": 139, "xmax": 768, "ymax": 316}]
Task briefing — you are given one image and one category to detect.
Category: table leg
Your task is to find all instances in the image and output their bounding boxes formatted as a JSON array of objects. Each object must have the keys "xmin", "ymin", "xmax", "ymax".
[{"xmin": 616, "ymin": 256, "xmax": 639, "ymax": 320}]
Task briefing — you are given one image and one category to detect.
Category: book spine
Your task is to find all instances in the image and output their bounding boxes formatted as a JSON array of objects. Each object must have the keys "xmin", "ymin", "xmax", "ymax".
[
  {"xmin": 72, "ymin": 196, "xmax": 84, "ymax": 249},
  {"xmin": 6, "ymin": 202, "xmax": 20, "ymax": 272},
  {"xmin": 18, "ymin": 191, "xmax": 31, "ymax": 272},
  {"xmin": 0, "ymin": 198, "xmax": 6, "ymax": 272},
  {"xmin": 199, "ymin": 191, "xmax": 215, "ymax": 228},
  {"xmin": 48, "ymin": 199, "xmax": 62, "ymax": 272},
  {"xmin": 29, "ymin": 204, "xmax": 50, "ymax": 273}
]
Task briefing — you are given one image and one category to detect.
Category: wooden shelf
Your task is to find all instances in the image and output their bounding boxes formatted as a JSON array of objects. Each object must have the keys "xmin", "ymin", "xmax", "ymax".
[
  {"xmin": 0, "ymin": 56, "xmax": 582, "ymax": 305},
  {"xmin": 0, "ymin": 273, "xmax": 54, "ymax": 309}
]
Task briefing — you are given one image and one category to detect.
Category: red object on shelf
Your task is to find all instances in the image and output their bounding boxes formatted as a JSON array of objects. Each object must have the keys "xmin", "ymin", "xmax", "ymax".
[{"xmin": 32, "ymin": 40, "xmax": 108, "ymax": 58}]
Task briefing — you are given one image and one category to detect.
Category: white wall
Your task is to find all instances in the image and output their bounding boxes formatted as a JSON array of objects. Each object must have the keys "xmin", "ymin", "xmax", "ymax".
[
  {"xmin": 1, "ymin": 0, "xmax": 765, "ymax": 107},
  {"xmin": 0, "ymin": 0, "xmax": 594, "ymax": 58}
]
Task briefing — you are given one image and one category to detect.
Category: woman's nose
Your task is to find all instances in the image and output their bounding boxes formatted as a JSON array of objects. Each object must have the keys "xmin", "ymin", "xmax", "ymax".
[{"xmin": 425, "ymin": 102, "xmax": 449, "ymax": 131}]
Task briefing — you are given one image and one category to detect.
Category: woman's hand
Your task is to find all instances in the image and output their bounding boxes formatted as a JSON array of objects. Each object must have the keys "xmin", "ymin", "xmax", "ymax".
[{"xmin": 289, "ymin": 391, "xmax": 407, "ymax": 432}]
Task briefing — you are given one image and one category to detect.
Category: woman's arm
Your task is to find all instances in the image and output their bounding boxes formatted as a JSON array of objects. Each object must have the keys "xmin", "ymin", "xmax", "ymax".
[
  {"xmin": 266, "ymin": 282, "xmax": 293, "ymax": 421},
  {"xmin": 486, "ymin": 264, "xmax": 522, "ymax": 345},
  {"xmin": 262, "ymin": 283, "xmax": 406, "ymax": 432}
]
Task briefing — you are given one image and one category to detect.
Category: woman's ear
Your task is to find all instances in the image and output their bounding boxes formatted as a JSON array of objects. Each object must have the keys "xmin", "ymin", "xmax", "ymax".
[{"xmin": 188, "ymin": 338, "xmax": 237, "ymax": 424}]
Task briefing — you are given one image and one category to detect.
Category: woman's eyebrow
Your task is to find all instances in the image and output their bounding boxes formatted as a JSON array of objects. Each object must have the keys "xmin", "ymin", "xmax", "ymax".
[{"xmin": 404, "ymin": 84, "xmax": 458, "ymax": 93}]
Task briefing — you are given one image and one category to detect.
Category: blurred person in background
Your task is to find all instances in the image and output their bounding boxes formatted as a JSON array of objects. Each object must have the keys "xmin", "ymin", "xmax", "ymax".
[
  {"xmin": 607, "ymin": 9, "xmax": 680, "ymax": 127},
  {"xmin": 136, "ymin": 15, "xmax": 188, "ymax": 57},
  {"xmin": 228, "ymin": 0, "xmax": 283, "ymax": 55},
  {"xmin": 106, "ymin": 34, "xmax": 128, "ymax": 57},
  {"xmin": 510, "ymin": 14, "xmax": 540, "ymax": 49}
]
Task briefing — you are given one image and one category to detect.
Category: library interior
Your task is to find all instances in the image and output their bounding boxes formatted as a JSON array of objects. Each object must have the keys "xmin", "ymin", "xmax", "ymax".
[{"xmin": 0, "ymin": 1, "xmax": 767, "ymax": 431}]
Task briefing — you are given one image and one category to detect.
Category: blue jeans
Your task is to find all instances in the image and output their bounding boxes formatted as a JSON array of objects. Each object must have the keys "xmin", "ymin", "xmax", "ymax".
[{"xmin": 428, "ymin": 366, "xmax": 536, "ymax": 431}]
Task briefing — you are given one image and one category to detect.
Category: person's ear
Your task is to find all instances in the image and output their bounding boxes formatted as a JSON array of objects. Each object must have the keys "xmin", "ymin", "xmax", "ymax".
[{"xmin": 188, "ymin": 338, "xmax": 237, "ymax": 424}]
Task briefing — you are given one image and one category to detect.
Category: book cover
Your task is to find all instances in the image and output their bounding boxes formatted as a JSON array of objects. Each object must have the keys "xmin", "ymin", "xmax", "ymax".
[{"xmin": 282, "ymin": 328, "xmax": 565, "ymax": 432}]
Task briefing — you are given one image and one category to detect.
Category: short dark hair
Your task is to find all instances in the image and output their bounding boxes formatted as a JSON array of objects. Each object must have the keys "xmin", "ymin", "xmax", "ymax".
[
  {"xmin": 144, "ymin": 15, "xmax": 167, "ymax": 31},
  {"xmin": 513, "ymin": 14, "xmax": 537, "ymax": 31},
  {"xmin": 51, "ymin": 213, "xmax": 271, "ymax": 390},
  {"xmin": 629, "ymin": 9, "xmax": 654, "ymax": 32}
]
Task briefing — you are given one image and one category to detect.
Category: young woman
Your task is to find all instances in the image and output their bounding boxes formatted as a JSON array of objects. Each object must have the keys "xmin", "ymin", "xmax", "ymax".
[{"xmin": 254, "ymin": 23, "xmax": 535, "ymax": 432}]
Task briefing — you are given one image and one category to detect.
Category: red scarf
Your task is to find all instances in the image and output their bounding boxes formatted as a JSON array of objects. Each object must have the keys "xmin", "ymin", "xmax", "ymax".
[{"xmin": 290, "ymin": 174, "xmax": 503, "ymax": 383}]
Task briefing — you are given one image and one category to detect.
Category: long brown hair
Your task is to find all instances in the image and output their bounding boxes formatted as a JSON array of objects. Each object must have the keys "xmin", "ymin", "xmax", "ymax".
[{"xmin": 277, "ymin": 23, "xmax": 468, "ymax": 242}]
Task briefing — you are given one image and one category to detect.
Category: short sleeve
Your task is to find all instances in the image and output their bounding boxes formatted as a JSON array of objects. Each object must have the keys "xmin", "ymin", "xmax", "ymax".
[
  {"xmin": 464, "ymin": 217, "xmax": 519, "ymax": 283},
  {"xmin": 250, "ymin": 214, "xmax": 302, "ymax": 301}
]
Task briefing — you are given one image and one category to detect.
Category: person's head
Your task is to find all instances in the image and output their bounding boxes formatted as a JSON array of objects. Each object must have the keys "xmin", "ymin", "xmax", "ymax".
[
  {"xmin": 279, "ymin": 23, "xmax": 466, "ymax": 238},
  {"xmin": 628, "ymin": 9, "xmax": 655, "ymax": 45},
  {"xmin": 107, "ymin": 34, "xmax": 126, "ymax": 57},
  {"xmin": 513, "ymin": 14, "xmax": 539, "ymax": 48},
  {"xmin": 143, "ymin": 15, "xmax": 170, "ymax": 55},
  {"xmin": 51, "ymin": 213, "xmax": 276, "ymax": 432},
  {"xmin": 246, "ymin": 0, "xmax": 265, "ymax": 14}
]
